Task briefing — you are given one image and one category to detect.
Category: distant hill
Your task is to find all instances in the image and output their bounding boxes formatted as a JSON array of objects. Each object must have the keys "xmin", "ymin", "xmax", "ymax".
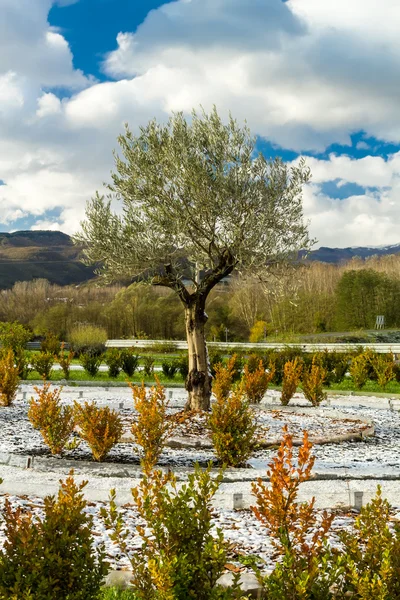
[
  {"xmin": 1, "ymin": 230, "xmax": 399, "ymax": 289},
  {"xmin": 305, "ymin": 243, "xmax": 400, "ymax": 264},
  {"xmin": 0, "ymin": 230, "xmax": 96, "ymax": 289}
]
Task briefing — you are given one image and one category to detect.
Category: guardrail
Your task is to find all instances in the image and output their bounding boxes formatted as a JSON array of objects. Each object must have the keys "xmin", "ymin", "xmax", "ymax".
[
  {"xmin": 105, "ymin": 340, "xmax": 400, "ymax": 354},
  {"xmin": 24, "ymin": 340, "xmax": 400, "ymax": 356},
  {"xmin": 26, "ymin": 342, "xmax": 70, "ymax": 350}
]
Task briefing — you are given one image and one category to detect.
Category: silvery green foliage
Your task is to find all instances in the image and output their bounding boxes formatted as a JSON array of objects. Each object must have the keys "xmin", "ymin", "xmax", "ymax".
[{"xmin": 76, "ymin": 107, "xmax": 312, "ymax": 291}]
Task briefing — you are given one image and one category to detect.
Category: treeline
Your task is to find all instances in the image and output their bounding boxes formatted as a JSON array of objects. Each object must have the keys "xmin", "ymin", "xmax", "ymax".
[{"xmin": 1, "ymin": 253, "xmax": 400, "ymax": 341}]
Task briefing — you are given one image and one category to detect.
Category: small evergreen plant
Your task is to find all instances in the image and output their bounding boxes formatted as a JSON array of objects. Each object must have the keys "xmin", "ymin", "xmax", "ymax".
[
  {"xmin": 74, "ymin": 401, "xmax": 123, "ymax": 461},
  {"xmin": 101, "ymin": 465, "xmax": 238, "ymax": 600},
  {"xmin": 280, "ymin": 358, "xmax": 303, "ymax": 406},
  {"xmin": 209, "ymin": 385, "xmax": 258, "ymax": 467},
  {"xmin": 0, "ymin": 472, "xmax": 108, "ymax": 599},
  {"xmin": 130, "ymin": 379, "xmax": 173, "ymax": 470},
  {"xmin": 31, "ymin": 351, "xmax": 54, "ymax": 380},
  {"xmin": 28, "ymin": 383, "xmax": 75, "ymax": 455},
  {"xmin": 105, "ymin": 348, "xmax": 122, "ymax": 378},
  {"xmin": 0, "ymin": 350, "xmax": 20, "ymax": 406},
  {"xmin": 301, "ymin": 357, "xmax": 327, "ymax": 406},
  {"xmin": 242, "ymin": 360, "xmax": 275, "ymax": 403},
  {"xmin": 80, "ymin": 352, "xmax": 103, "ymax": 377},
  {"xmin": 120, "ymin": 349, "xmax": 139, "ymax": 377},
  {"xmin": 56, "ymin": 342, "xmax": 75, "ymax": 380}
]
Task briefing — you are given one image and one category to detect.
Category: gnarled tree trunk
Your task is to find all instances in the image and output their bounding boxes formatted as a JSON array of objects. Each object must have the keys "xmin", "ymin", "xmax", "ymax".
[
  {"xmin": 152, "ymin": 251, "xmax": 236, "ymax": 412},
  {"xmin": 185, "ymin": 302, "xmax": 211, "ymax": 411}
]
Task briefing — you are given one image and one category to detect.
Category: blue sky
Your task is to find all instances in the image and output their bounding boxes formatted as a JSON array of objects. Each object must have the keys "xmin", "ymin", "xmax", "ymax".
[
  {"xmin": 1, "ymin": 0, "xmax": 400, "ymax": 248},
  {"xmin": 49, "ymin": 0, "xmax": 173, "ymax": 80}
]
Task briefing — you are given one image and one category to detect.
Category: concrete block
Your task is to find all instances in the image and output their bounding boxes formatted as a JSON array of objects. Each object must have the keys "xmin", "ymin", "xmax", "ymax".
[
  {"xmin": 218, "ymin": 572, "xmax": 263, "ymax": 598},
  {"xmin": 104, "ymin": 570, "xmax": 133, "ymax": 589}
]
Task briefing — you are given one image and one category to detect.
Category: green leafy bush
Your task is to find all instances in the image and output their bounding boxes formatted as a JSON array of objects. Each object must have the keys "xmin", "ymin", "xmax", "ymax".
[
  {"xmin": 120, "ymin": 349, "xmax": 139, "ymax": 377},
  {"xmin": 69, "ymin": 324, "xmax": 107, "ymax": 356},
  {"xmin": 340, "ymin": 486, "xmax": 400, "ymax": 598},
  {"xmin": 80, "ymin": 352, "xmax": 103, "ymax": 377},
  {"xmin": 142, "ymin": 355, "xmax": 154, "ymax": 376},
  {"xmin": 14, "ymin": 349, "xmax": 33, "ymax": 379},
  {"xmin": 74, "ymin": 401, "xmax": 123, "ymax": 461},
  {"xmin": 101, "ymin": 466, "xmax": 237, "ymax": 600},
  {"xmin": 329, "ymin": 351, "xmax": 349, "ymax": 384},
  {"xmin": 177, "ymin": 354, "xmax": 189, "ymax": 379},
  {"xmin": 209, "ymin": 386, "xmax": 257, "ymax": 467},
  {"xmin": 0, "ymin": 321, "xmax": 31, "ymax": 354},
  {"xmin": 28, "ymin": 382, "xmax": 75, "ymax": 455},
  {"xmin": 0, "ymin": 472, "xmax": 108, "ymax": 599},
  {"xmin": 31, "ymin": 351, "xmax": 54, "ymax": 379},
  {"xmin": 105, "ymin": 348, "xmax": 122, "ymax": 378},
  {"xmin": 208, "ymin": 349, "xmax": 224, "ymax": 377},
  {"xmin": 161, "ymin": 358, "xmax": 180, "ymax": 379}
]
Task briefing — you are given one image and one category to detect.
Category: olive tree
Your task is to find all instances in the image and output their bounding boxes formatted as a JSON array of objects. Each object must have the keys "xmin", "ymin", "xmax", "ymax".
[{"xmin": 76, "ymin": 107, "xmax": 312, "ymax": 410}]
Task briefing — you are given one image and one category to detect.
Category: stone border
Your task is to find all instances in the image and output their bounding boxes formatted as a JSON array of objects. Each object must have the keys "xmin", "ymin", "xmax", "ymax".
[{"xmin": 155, "ymin": 406, "xmax": 374, "ymax": 450}]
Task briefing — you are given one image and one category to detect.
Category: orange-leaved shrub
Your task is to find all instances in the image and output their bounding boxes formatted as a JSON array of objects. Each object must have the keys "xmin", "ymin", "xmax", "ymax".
[
  {"xmin": 212, "ymin": 355, "xmax": 238, "ymax": 401},
  {"xmin": 209, "ymin": 385, "xmax": 258, "ymax": 467},
  {"xmin": 129, "ymin": 378, "xmax": 173, "ymax": 471},
  {"xmin": 28, "ymin": 382, "xmax": 75, "ymax": 455},
  {"xmin": 101, "ymin": 465, "xmax": 238, "ymax": 600},
  {"xmin": 339, "ymin": 486, "xmax": 400, "ymax": 599},
  {"xmin": 74, "ymin": 401, "xmax": 123, "ymax": 462},
  {"xmin": 301, "ymin": 356, "xmax": 327, "ymax": 406},
  {"xmin": 56, "ymin": 342, "xmax": 75, "ymax": 380},
  {"xmin": 251, "ymin": 426, "xmax": 338, "ymax": 598},
  {"xmin": 0, "ymin": 472, "xmax": 108, "ymax": 599},
  {"xmin": 280, "ymin": 358, "xmax": 303, "ymax": 406},
  {"xmin": 370, "ymin": 352, "xmax": 395, "ymax": 390},
  {"xmin": 242, "ymin": 360, "xmax": 275, "ymax": 404},
  {"xmin": 0, "ymin": 349, "xmax": 20, "ymax": 406}
]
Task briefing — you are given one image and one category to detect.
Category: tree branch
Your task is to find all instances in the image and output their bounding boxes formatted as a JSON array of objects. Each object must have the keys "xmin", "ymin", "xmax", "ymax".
[{"xmin": 152, "ymin": 263, "xmax": 192, "ymax": 306}]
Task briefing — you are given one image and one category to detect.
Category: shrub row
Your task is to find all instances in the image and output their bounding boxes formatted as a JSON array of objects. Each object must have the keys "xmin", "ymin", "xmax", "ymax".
[
  {"xmin": 216, "ymin": 347, "xmax": 400, "ymax": 397},
  {"xmin": 1, "ymin": 433, "xmax": 399, "ymax": 599}
]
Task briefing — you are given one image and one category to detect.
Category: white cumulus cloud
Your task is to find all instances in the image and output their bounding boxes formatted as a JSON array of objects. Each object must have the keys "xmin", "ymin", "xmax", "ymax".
[{"xmin": 1, "ymin": 0, "xmax": 400, "ymax": 249}]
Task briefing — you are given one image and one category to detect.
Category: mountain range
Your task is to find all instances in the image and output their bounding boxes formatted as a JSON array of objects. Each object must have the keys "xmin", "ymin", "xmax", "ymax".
[
  {"xmin": 0, "ymin": 230, "xmax": 95, "ymax": 289},
  {"xmin": 306, "ymin": 243, "xmax": 400, "ymax": 263},
  {"xmin": 0, "ymin": 230, "xmax": 399, "ymax": 289}
]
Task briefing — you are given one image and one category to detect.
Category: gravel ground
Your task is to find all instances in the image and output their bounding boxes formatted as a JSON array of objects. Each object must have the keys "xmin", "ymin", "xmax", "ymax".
[
  {"xmin": 0, "ymin": 490, "xmax": 389, "ymax": 572},
  {"xmin": 0, "ymin": 386, "xmax": 372, "ymax": 468},
  {"xmin": 0, "ymin": 386, "xmax": 399, "ymax": 573}
]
